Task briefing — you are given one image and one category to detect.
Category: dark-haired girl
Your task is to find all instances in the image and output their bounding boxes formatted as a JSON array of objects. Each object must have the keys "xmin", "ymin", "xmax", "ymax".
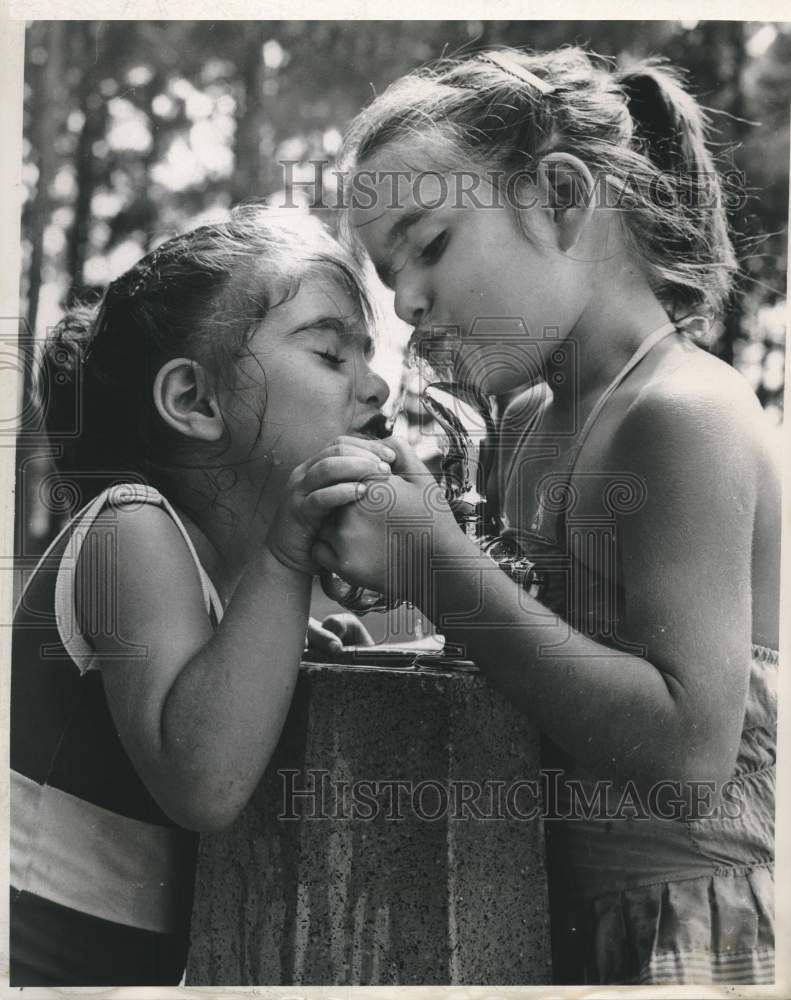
[
  {"xmin": 11, "ymin": 207, "xmax": 390, "ymax": 985},
  {"xmin": 318, "ymin": 48, "xmax": 781, "ymax": 984}
]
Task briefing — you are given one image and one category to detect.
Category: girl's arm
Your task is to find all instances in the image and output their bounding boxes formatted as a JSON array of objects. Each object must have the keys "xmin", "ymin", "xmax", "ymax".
[
  {"xmin": 317, "ymin": 378, "xmax": 775, "ymax": 792},
  {"xmin": 80, "ymin": 438, "xmax": 393, "ymax": 832},
  {"xmin": 435, "ymin": 381, "xmax": 765, "ymax": 789},
  {"xmin": 95, "ymin": 510, "xmax": 310, "ymax": 832}
]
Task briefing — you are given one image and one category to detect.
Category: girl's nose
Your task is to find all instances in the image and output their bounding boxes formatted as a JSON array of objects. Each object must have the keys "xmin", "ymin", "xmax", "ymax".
[
  {"xmin": 358, "ymin": 365, "xmax": 391, "ymax": 407},
  {"xmin": 393, "ymin": 271, "xmax": 430, "ymax": 329}
]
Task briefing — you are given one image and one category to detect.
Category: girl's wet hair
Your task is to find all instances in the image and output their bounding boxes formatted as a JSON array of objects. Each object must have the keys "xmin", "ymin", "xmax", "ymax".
[
  {"xmin": 40, "ymin": 205, "xmax": 375, "ymax": 494},
  {"xmin": 340, "ymin": 47, "xmax": 737, "ymax": 321}
]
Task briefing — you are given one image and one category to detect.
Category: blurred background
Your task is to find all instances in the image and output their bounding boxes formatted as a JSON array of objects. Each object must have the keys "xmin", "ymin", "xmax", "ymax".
[{"xmin": 15, "ymin": 20, "xmax": 790, "ymax": 632}]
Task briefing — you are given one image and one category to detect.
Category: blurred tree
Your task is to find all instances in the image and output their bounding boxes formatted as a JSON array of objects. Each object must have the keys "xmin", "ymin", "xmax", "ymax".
[
  {"xmin": 24, "ymin": 22, "xmax": 66, "ymax": 343},
  {"xmin": 64, "ymin": 22, "xmax": 109, "ymax": 298},
  {"xmin": 232, "ymin": 23, "xmax": 270, "ymax": 201}
]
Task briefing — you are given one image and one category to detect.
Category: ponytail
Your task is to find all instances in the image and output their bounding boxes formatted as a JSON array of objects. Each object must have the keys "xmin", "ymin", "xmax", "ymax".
[
  {"xmin": 616, "ymin": 60, "xmax": 737, "ymax": 319},
  {"xmin": 617, "ymin": 62, "xmax": 707, "ymax": 173}
]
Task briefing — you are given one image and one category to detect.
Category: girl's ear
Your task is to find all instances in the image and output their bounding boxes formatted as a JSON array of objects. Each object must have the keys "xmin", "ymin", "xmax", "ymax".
[
  {"xmin": 153, "ymin": 357, "xmax": 224, "ymax": 442},
  {"xmin": 535, "ymin": 152, "xmax": 597, "ymax": 252}
]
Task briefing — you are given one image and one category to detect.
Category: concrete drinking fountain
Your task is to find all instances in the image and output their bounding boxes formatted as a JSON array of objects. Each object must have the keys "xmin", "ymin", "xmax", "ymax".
[{"xmin": 185, "ymin": 653, "xmax": 551, "ymax": 985}]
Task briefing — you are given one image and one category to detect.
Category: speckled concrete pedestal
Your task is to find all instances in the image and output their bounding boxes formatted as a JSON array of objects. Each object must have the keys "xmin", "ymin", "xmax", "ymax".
[{"xmin": 185, "ymin": 661, "xmax": 551, "ymax": 985}]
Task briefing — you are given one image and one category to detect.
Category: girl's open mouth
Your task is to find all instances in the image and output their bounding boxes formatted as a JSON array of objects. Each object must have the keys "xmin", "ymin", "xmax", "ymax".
[{"xmin": 357, "ymin": 412, "xmax": 390, "ymax": 439}]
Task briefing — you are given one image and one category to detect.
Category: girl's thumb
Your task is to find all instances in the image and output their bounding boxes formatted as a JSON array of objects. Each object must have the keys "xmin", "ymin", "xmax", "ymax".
[{"xmin": 382, "ymin": 436, "xmax": 430, "ymax": 484}]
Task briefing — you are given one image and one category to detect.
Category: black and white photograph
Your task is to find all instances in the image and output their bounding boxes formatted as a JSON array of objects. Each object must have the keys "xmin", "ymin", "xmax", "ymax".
[{"xmin": 4, "ymin": 13, "xmax": 789, "ymax": 992}]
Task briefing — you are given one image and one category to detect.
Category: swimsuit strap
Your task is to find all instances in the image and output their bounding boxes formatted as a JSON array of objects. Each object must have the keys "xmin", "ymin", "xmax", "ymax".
[
  {"xmin": 499, "ymin": 324, "xmax": 677, "ymax": 506},
  {"xmin": 566, "ymin": 321, "xmax": 678, "ymax": 477},
  {"xmin": 51, "ymin": 483, "xmax": 224, "ymax": 674}
]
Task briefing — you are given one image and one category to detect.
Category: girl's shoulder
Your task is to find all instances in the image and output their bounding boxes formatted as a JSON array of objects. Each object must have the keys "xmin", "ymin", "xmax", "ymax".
[
  {"xmin": 82, "ymin": 489, "xmax": 196, "ymax": 570},
  {"xmin": 611, "ymin": 346, "xmax": 778, "ymax": 477},
  {"xmin": 85, "ymin": 491, "xmax": 215, "ymax": 592},
  {"xmin": 642, "ymin": 343, "xmax": 763, "ymax": 409},
  {"xmin": 16, "ymin": 486, "xmax": 183, "ymax": 615},
  {"xmin": 73, "ymin": 488, "xmax": 221, "ymax": 659}
]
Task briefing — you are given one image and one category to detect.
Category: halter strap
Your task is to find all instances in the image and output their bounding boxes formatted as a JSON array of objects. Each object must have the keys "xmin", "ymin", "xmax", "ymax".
[
  {"xmin": 499, "ymin": 322, "xmax": 678, "ymax": 505},
  {"xmin": 566, "ymin": 321, "xmax": 678, "ymax": 477},
  {"xmin": 51, "ymin": 483, "xmax": 224, "ymax": 674}
]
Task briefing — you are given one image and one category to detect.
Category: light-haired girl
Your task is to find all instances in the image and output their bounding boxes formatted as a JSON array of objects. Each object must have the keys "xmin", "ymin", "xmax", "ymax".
[
  {"xmin": 322, "ymin": 48, "xmax": 780, "ymax": 985},
  {"xmin": 11, "ymin": 206, "xmax": 389, "ymax": 985}
]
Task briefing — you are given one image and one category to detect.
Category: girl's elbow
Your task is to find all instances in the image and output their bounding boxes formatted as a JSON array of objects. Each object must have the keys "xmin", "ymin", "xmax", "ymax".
[
  {"xmin": 683, "ymin": 746, "xmax": 739, "ymax": 793},
  {"xmin": 154, "ymin": 780, "xmax": 250, "ymax": 833},
  {"xmin": 639, "ymin": 738, "xmax": 738, "ymax": 797},
  {"xmin": 182, "ymin": 808, "xmax": 241, "ymax": 834},
  {"xmin": 166, "ymin": 797, "xmax": 245, "ymax": 833}
]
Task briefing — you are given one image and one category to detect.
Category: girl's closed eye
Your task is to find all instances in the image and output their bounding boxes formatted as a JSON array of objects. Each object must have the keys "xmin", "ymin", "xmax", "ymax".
[
  {"xmin": 419, "ymin": 230, "xmax": 449, "ymax": 264},
  {"xmin": 316, "ymin": 348, "xmax": 346, "ymax": 366}
]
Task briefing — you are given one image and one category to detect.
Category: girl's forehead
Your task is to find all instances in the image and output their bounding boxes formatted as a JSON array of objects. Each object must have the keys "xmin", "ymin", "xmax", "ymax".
[
  {"xmin": 351, "ymin": 199, "xmax": 423, "ymax": 259},
  {"xmin": 265, "ymin": 275, "xmax": 365, "ymax": 331},
  {"xmin": 246, "ymin": 276, "xmax": 373, "ymax": 359},
  {"xmin": 358, "ymin": 133, "xmax": 459, "ymax": 176},
  {"xmin": 350, "ymin": 167, "xmax": 439, "ymax": 259},
  {"xmin": 239, "ymin": 258, "xmax": 360, "ymax": 312},
  {"xmin": 350, "ymin": 141, "xmax": 486, "ymax": 252}
]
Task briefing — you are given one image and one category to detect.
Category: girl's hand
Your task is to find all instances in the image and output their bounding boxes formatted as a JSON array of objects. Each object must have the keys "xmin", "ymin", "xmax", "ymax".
[
  {"xmin": 266, "ymin": 436, "xmax": 397, "ymax": 575},
  {"xmin": 305, "ymin": 614, "xmax": 375, "ymax": 654},
  {"xmin": 312, "ymin": 437, "xmax": 460, "ymax": 604}
]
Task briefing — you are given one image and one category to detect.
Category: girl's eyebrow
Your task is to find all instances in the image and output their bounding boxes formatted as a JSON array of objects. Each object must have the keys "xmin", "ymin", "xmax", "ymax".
[
  {"xmin": 288, "ymin": 315, "xmax": 347, "ymax": 336},
  {"xmin": 373, "ymin": 262, "xmax": 395, "ymax": 290},
  {"xmin": 386, "ymin": 207, "xmax": 429, "ymax": 249},
  {"xmin": 289, "ymin": 315, "xmax": 374, "ymax": 356},
  {"xmin": 370, "ymin": 208, "xmax": 430, "ymax": 286}
]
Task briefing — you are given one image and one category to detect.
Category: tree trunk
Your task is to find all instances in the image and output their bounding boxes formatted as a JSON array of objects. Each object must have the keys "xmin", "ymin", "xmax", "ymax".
[
  {"xmin": 231, "ymin": 26, "xmax": 267, "ymax": 203},
  {"xmin": 25, "ymin": 21, "xmax": 66, "ymax": 341},
  {"xmin": 64, "ymin": 23, "xmax": 106, "ymax": 301},
  {"xmin": 18, "ymin": 23, "xmax": 68, "ymax": 557}
]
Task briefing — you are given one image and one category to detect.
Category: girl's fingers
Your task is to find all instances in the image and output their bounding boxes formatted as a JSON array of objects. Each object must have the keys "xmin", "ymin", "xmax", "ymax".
[
  {"xmin": 316, "ymin": 441, "xmax": 395, "ymax": 468},
  {"xmin": 302, "ymin": 481, "xmax": 368, "ymax": 517},
  {"xmin": 321, "ymin": 615, "xmax": 345, "ymax": 638},
  {"xmin": 333, "ymin": 435, "xmax": 398, "ymax": 463},
  {"xmin": 302, "ymin": 455, "xmax": 390, "ymax": 494},
  {"xmin": 306, "ymin": 619, "xmax": 343, "ymax": 654},
  {"xmin": 317, "ymin": 441, "xmax": 379, "ymax": 463},
  {"xmin": 291, "ymin": 440, "xmax": 386, "ymax": 487},
  {"xmin": 380, "ymin": 435, "xmax": 429, "ymax": 483},
  {"xmin": 311, "ymin": 539, "xmax": 341, "ymax": 574},
  {"xmin": 323, "ymin": 613, "xmax": 375, "ymax": 647}
]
